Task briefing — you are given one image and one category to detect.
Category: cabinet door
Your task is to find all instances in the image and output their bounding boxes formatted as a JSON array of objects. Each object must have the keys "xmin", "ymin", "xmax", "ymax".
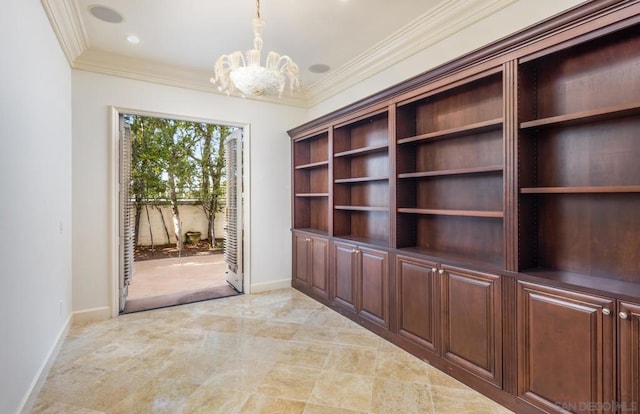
[
  {"xmin": 358, "ymin": 246, "xmax": 389, "ymax": 328},
  {"xmin": 309, "ymin": 237, "xmax": 329, "ymax": 299},
  {"xmin": 333, "ymin": 241, "xmax": 357, "ymax": 312},
  {"xmin": 517, "ymin": 282, "xmax": 615, "ymax": 414},
  {"xmin": 619, "ymin": 301, "xmax": 640, "ymax": 413},
  {"xmin": 441, "ymin": 265, "xmax": 502, "ymax": 387},
  {"xmin": 292, "ymin": 233, "xmax": 309, "ymax": 289},
  {"xmin": 396, "ymin": 255, "xmax": 439, "ymax": 353}
]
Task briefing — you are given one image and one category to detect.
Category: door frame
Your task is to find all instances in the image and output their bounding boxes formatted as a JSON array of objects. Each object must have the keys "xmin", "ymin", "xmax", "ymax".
[{"xmin": 109, "ymin": 106, "xmax": 252, "ymax": 317}]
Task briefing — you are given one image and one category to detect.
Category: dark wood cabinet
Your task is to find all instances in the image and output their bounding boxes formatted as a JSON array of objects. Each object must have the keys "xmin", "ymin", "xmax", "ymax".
[
  {"xmin": 292, "ymin": 232, "xmax": 329, "ymax": 300},
  {"xmin": 289, "ymin": 2, "xmax": 640, "ymax": 413},
  {"xmin": 619, "ymin": 301, "xmax": 640, "ymax": 412},
  {"xmin": 396, "ymin": 255, "xmax": 439, "ymax": 354},
  {"xmin": 441, "ymin": 265, "xmax": 502, "ymax": 388},
  {"xmin": 517, "ymin": 282, "xmax": 615, "ymax": 413},
  {"xmin": 332, "ymin": 240, "xmax": 389, "ymax": 328}
]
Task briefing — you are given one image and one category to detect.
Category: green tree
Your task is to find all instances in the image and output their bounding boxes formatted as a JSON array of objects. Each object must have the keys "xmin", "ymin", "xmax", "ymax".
[{"xmin": 192, "ymin": 123, "xmax": 232, "ymax": 245}]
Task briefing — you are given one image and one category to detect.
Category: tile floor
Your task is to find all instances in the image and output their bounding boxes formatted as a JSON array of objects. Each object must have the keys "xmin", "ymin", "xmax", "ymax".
[{"xmin": 32, "ymin": 289, "xmax": 513, "ymax": 414}]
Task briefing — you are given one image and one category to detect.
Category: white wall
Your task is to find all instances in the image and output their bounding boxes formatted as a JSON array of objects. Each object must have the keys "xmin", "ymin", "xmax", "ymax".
[
  {"xmin": 0, "ymin": 1, "xmax": 72, "ymax": 413},
  {"xmin": 135, "ymin": 203, "xmax": 226, "ymax": 246},
  {"xmin": 72, "ymin": 71, "xmax": 307, "ymax": 313},
  {"xmin": 309, "ymin": 0, "xmax": 586, "ymax": 119}
]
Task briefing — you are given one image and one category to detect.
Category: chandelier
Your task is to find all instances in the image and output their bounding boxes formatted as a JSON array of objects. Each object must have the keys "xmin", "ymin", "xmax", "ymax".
[{"xmin": 211, "ymin": 0, "xmax": 301, "ymax": 97}]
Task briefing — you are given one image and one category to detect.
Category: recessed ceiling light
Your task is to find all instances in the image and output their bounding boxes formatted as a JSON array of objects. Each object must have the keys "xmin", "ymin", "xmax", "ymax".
[
  {"xmin": 309, "ymin": 64, "xmax": 331, "ymax": 74},
  {"xmin": 89, "ymin": 5, "xmax": 124, "ymax": 23},
  {"xmin": 127, "ymin": 35, "xmax": 140, "ymax": 44}
]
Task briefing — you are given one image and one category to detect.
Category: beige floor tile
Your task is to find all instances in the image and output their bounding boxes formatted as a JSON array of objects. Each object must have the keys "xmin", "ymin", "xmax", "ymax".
[
  {"xmin": 31, "ymin": 400, "xmax": 106, "ymax": 414},
  {"xmin": 277, "ymin": 342, "xmax": 333, "ymax": 369},
  {"xmin": 201, "ymin": 359, "xmax": 274, "ymax": 392},
  {"xmin": 309, "ymin": 371, "xmax": 374, "ymax": 412},
  {"xmin": 34, "ymin": 289, "xmax": 513, "ymax": 414},
  {"xmin": 370, "ymin": 378, "xmax": 434, "ymax": 414},
  {"xmin": 333, "ymin": 327, "xmax": 379, "ymax": 349},
  {"xmin": 238, "ymin": 394, "xmax": 307, "ymax": 414},
  {"xmin": 182, "ymin": 385, "xmax": 248, "ymax": 414},
  {"xmin": 156, "ymin": 351, "xmax": 226, "ymax": 385},
  {"xmin": 323, "ymin": 345, "xmax": 377, "ymax": 376},
  {"xmin": 257, "ymin": 363, "xmax": 321, "ymax": 401},
  {"xmin": 304, "ymin": 404, "xmax": 366, "ymax": 414},
  {"xmin": 430, "ymin": 385, "xmax": 513, "ymax": 414},
  {"xmin": 374, "ymin": 349, "xmax": 430, "ymax": 384},
  {"xmin": 108, "ymin": 377, "xmax": 199, "ymax": 414}
]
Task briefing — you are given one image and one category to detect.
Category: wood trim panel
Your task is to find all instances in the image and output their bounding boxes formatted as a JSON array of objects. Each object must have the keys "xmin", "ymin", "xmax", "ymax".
[
  {"xmin": 619, "ymin": 301, "xmax": 640, "ymax": 412},
  {"xmin": 516, "ymin": 282, "xmax": 615, "ymax": 413},
  {"xmin": 441, "ymin": 265, "xmax": 502, "ymax": 388},
  {"xmin": 395, "ymin": 255, "xmax": 440, "ymax": 354}
]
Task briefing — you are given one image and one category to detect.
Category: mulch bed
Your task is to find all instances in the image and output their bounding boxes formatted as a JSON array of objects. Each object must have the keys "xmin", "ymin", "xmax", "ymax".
[{"xmin": 135, "ymin": 241, "xmax": 222, "ymax": 261}]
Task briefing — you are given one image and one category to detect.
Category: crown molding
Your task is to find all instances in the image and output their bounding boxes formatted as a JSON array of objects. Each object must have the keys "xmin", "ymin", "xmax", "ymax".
[
  {"xmin": 73, "ymin": 49, "xmax": 309, "ymax": 107},
  {"xmin": 304, "ymin": 0, "xmax": 517, "ymax": 107},
  {"xmin": 40, "ymin": 0, "xmax": 88, "ymax": 66},
  {"xmin": 41, "ymin": 0, "xmax": 513, "ymax": 108}
]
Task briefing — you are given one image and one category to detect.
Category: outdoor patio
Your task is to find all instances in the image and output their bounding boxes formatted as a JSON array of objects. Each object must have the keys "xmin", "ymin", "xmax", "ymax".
[{"xmin": 123, "ymin": 253, "xmax": 238, "ymax": 313}]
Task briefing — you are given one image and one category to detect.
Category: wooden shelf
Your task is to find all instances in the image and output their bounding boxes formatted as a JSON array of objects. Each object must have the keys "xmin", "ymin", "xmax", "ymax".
[
  {"xmin": 398, "ymin": 165, "xmax": 503, "ymax": 179},
  {"xmin": 397, "ymin": 246, "xmax": 504, "ymax": 269},
  {"xmin": 333, "ymin": 235, "xmax": 389, "ymax": 248},
  {"xmin": 295, "ymin": 193, "xmax": 329, "ymax": 198},
  {"xmin": 295, "ymin": 160, "xmax": 329, "ymax": 170},
  {"xmin": 521, "ymin": 268, "xmax": 640, "ymax": 300},
  {"xmin": 335, "ymin": 205, "xmax": 388, "ymax": 212},
  {"xmin": 335, "ymin": 176, "xmax": 389, "ymax": 184},
  {"xmin": 397, "ymin": 118, "xmax": 503, "ymax": 145},
  {"xmin": 334, "ymin": 143, "xmax": 388, "ymax": 158},
  {"xmin": 292, "ymin": 228, "xmax": 329, "ymax": 237},
  {"xmin": 520, "ymin": 102, "xmax": 640, "ymax": 130},
  {"xmin": 398, "ymin": 208, "xmax": 504, "ymax": 218},
  {"xmin": 520, "ymin": 186, "xmax": 640, "ymax": 194}
]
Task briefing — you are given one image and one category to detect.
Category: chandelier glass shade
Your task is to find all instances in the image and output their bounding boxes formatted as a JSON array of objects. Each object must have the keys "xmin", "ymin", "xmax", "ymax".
[{"xmin": 211, "ymin": 0, "xmax": 300, "ymax": 97}]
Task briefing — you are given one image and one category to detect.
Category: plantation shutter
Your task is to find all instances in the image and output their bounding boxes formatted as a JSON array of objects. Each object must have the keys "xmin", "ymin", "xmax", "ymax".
[
  {"xmin": 119, "ymin": 115, "xmax": 135, "ymax": 311},
  {"xmin": 224, "ymin": 129, "xmax": 243, "ymax": 292}
]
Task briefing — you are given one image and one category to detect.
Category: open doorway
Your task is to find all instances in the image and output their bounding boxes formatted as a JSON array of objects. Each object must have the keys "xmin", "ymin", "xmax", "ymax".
[{"xmin": 117, "ymin": 113, "xmax": 244, "ymax": 313}]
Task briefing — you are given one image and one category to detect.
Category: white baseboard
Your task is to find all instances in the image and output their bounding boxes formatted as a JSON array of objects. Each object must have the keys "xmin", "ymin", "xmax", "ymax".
[
  {"xmin": 249, "ymin": 278, "xmax": 291, "ymax": 294},
  {"xmin": 18, "ymin": 314, "xmax": 72, "ymax": 414},
  {"xmin": 72, "ymin": 306, "xmax": 111, "ymax": 323}
]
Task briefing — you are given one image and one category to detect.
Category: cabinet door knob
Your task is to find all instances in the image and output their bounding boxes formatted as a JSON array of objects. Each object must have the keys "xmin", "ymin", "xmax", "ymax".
[
  {"xmin": 306, "ymin": 238, "xmax": 311, "ymax": 242},
  {"xmin": 431, "ymin": 268, "xmax": 437, "ymax": 273},
  {"xmin": 351, "ymin": 249, "xmax": 356, "ymax": 254},
  {"xmin": 620, "ymin": 312, "xmax": 629, "ymax": 320},
  {"xmin": 602, "ymin": 308, "xmax": 611, "ymax": 316},
  {"xmin": 438, "ymin": 269, "xmax": 444, "ymax": 275}
]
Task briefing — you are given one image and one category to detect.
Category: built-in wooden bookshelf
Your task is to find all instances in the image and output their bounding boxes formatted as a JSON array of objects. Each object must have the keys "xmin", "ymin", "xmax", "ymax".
[
  {"xmin": 395, "ymin": 71, "xmax": 504, "ymax": 266},
  {"xmin": 288, "ymin": 3, "xmax": 640, "ymax": 413},
  {"xmin": 332, "ymin": 111, "xmax": 390, "ymax": 247},
  {"xmin": 292, "ymin": 130, "xmax": 330, "ymax": 234},
  {"xmin": 518, "ymin": 24, "xmax": 640, "ymax": 284}
]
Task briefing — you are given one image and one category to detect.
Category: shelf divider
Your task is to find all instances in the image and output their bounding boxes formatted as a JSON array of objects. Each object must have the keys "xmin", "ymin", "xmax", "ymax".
[
  {"xmin": 335, "ymin": 176, "xmax": 389, "ymax": 184},
  {"xmin": 397, "ymin": 208, "xmax": 504, "ymax": 218},
  {"xmin": 295, "ymin": 193, "xmax": 329, "ymax": 198},
  {"xmin": 295, "ymin": 160, "xmax": 329, "ymax": 170},
  {"xmin": 335, "ymin": 205, "xmax": 389, "ymax": 212},
  {"xmin": 397, "ymin": 118, "xmax": 503, "ymax": 145},
  {"xmin": 398, "ymin": 165, "xmax": 503, "ymax": 179},
  {"xmin": 520, "ymin": 186, "xmax": 640, "ymax": 194},
  {"xmin": 520, "ymin": 101, "xmax": 640, "ymax": 130},
  {"xmin": 334, "ymin": 143, "xmax": 388, "ymax": 158}
]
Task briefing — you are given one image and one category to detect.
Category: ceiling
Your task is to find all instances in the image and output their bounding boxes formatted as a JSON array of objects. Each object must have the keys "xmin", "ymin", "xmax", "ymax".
[{"xmin": 42, "ymin": 0, "xmax": 517, "ymax": 107}]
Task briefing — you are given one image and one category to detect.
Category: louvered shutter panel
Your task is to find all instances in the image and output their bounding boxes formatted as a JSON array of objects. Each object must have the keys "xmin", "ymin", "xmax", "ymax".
[
  {"xmin": 119, "ymin": 116, "xmax": 135, "ymax": 310},
  {"xmin": 224, "ymin": 133, "xmax": 239, "ymax": 273}
]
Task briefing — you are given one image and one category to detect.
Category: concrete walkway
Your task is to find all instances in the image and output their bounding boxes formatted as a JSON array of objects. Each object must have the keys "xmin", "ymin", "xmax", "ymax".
[{"xmin": 127, "ymin": 253, "xmax": 229, "ymax": 300}]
